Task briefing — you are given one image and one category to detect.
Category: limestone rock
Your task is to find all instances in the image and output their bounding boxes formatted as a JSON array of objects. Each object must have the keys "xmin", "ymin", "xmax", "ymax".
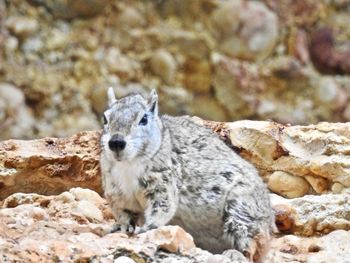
[
  {"xmin": 0, "ymin": 188, "xmax": 349, "ymax": 262},
  {"xmin": 271, "ymin": 192, "xmax": 350, "ymax": 236},
  {"xmin": 5, "ymin": 16, "xmax": 39, "ymax": 39},
  {"xmin": 268, "ymin": 171, "xmax": 310, "ymax": 198},
  {"xmin": 266, "ymin": 230, "xmax": 350, "ymax": 263},
  {"xmin": 1, "ymin": 120, "xmax": 350, "ymax": 202},
  {"xmin": 150, "ymin": 49, "xmax": 177, "ymax": 85},
  {"xmin": 0, "ymin": 131, "xmax": 102, "ymax": 199},
  {"xmin": 211, "ymin": 0, "xmax": 278, "ymax": 61},
  {"xmin": 0, "ymin": 83, "xmax": 35, "ymax": 140},
  {"xmin": 138, "ymin": 225, "xmax": 195, "ymax": 254},
  {"xmin": 0, "ymin": 189, "xmax": 230, "ymax": 262},
  {"xmin": 226, "ymin": 120, "xmax": 350, "ymax": 189},
  {"xmin": 30, "ymin": 0, "xmax": 110, "ymax": 19},
  {"xmin": 114, "ymin": 257, "xmax": 136, "ymax": 263}
]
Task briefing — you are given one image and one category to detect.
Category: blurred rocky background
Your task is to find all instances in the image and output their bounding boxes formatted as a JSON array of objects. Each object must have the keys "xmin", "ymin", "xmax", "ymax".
[{"xmin": 1, "ymin": 0, "xmax": 350, "ymax": 140}]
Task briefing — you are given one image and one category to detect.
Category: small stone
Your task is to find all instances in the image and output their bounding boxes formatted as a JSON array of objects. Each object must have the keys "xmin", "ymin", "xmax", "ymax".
[
  {"xmin": 118, "ymin": 7, "xmax": 145, "ymax": 28},
  {"xmin": 70, "ymin": 187, "xmax": 104, "ymax": 205},
  {"xmin": 139, "ymin": 225, "xmax": 195, "ymax": 254},
  {"xmin": 342, "ymin": 104, "xmax": 350, "ymax": 121},
  {"xmin": 273, "ymin": 204, "xmax": 295, "ymax": 233},
  {"xmin": 183, "ymin": 59, "xmax": 212, "ymax": 93},
  {"xmin": 211, "ymin": 0, "xmax": 278, "ymax": 61},
  {"xmin": 57, "ymin": 192, "xmax": 75, "ymax": 203},
  {"xmin": 22, "ymin": 37, "xmax": 43, "ymax": 54},
  {"xmin": 189, "ymin": 95, "xmax": 228, "ymax": 121},
  {"xmin": 5, "ymin": 16, "xmax": 39, "ymax": 39},
  {"xmin": 46, "ymin": 29, "xmax": 68, "ymax": 50},
  {"xmin": 305, "ymin": 175, "xmax": 329, "ymax": 194},
  {"xmin": 4, "ymin": 37, "xmax": 18, "ymax": 51},
  {"xmin": 75, "ymin": 200, "xmax": 103, "ymax": 222},
  {"xmin": 105, "ymin": 48, "xmax": 140, "ymax": 81},
  {"xmin": 317, "ymin": 77, "xmax": 339, "ymax": 103},
  {"xmin": 35, "ymin": 0, "xmax": 109, "ymax": 19},
  {"xmin": 150, "ymin": 49, "xmax": 177, "ymax": 85},
  {"xmin": 114, "ymin": 256, "xmax": 136, "ymax": 263},
  {"xmin": 206, "ymin": 254, "xmax": 232, "ymax": 263},
  {"xmin": 331, "ymin": 182, "xmax": 344, "ymax": 194},
  {"xmin": 268, "ymin": 171, "xmax": 310, "ymax": 198}
]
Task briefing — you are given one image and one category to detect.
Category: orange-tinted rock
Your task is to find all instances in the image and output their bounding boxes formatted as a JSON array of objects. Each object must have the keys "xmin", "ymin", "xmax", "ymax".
[{"xmin": 0, "ymin": 131, "xmax": 102, "ymax": 199}]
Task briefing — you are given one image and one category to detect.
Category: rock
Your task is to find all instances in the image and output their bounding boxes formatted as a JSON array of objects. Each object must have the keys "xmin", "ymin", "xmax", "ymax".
[
  {"xmin": 1, "ymin": 188, "xmax": 349, "ymax": 262},
  {"xmin": 331, "ymin": 182, "xmax": 344, "ymax": 194},
  {"xmin": 310, "ymin": 27, "xmax": 350, "ymax": 75},
  {"xmin": 213, "ymin": 57, "xmax": 260, "ymax": 119},
  {"xmin": 0, "ymin": 131, "xmax": 102, "ymax": 200},
  {"xmin": 117, "ymin": 6, "xmax": 146, "ymax": 28},
  {"xmin": 266, "ymin": 230, "xmax": 350, "ymax": 263},
  {"xmin": 1, "ymin": 119, "xmax": 350, "ymax": 202},
  {"xmin": 150, "ymin": 49, "xmax": 177, "ymax": 85},
  {"xmin": 105, "ymin": 48, "xmax": 141, "ymax": 82},
  {"xmin": 74, "ymin": 200, "xmax": 104, "ymax": 222},
  {"xmin": 188, "ymin": 94, "xmax": 228, "ymax": 122},
  {"xmin": 171, "ymin": 31, "xmax": 213, "ymax": 60},
  {"xmin": 139, "ymin": 225, "xmax": 195, "ymax": 254},
  {"xmin": 0, "ymin": 190, "xmax": 222, "ymax": 262},
  {"xmin": 264, "ymin": 0, "xmax": 323, "ymax": 27},
  {"xmin": 183, "ymin": 59, "xmax": 211, "ymax": 93},
  {"xmin": 5, "ymin": 16, "xmax": 39, "ymax": 39},
  {"xmin": 70, "ymin": 187, "xmax": 105, "ymax": 205},
  {"xmin": 211, "ymin": 0, "xmax": 278, "ymax": 61},
  {"xmin": 271, "ymin": 192, "xmax": 350, "ymax": 236},
  {"xmin": 0, "ymin": 83, "xmax": 35, "ymax": 140},
  {"xmin": 226, "ymin": 120, "xmax": 350, "ymax": 188},
  {"xmin": 287, "ymin": 29, "xmax": 309, "ymax": 64},
  {"xmin": 205, "ymin": 254, "xmax": 233, "ymax": 263},
  {"xmin": 114, "ymin": 257, "xmax": 136, "ymax": 263},
  {"xmin": 268, "ymin": 171, "xmax": 310, "ymax": 198},
  {"xmin": 31, "ymin": 0, "xmax": 110, "ymax": 20},
  {"xmin": 305, "ymin": 175, "xmax": 329, "ymax": 194}
]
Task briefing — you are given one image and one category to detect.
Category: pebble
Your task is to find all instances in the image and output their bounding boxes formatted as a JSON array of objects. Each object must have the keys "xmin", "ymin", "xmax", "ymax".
[
  {"xmin": 114, "ymin": 256, "xmax": 136, "ymax": 263},
  {"xmin": 268, "ymin": 171, "xmax": 310, "ymax": 198}
]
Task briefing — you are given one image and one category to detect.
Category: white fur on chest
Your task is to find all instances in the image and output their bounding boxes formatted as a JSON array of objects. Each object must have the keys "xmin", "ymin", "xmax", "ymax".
[{"xmin": 104, "ymin": 159, "xmax": 145, "ymax": 200}]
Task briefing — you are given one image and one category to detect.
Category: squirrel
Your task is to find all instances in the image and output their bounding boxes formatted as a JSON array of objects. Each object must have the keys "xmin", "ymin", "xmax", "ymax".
[{"xmin": 100, "ymin": 87, "xmax": 274, "ymax": 262}]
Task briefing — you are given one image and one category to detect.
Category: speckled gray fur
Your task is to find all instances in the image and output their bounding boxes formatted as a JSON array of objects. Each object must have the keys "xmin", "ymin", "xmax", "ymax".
[{"xmin": 100, "ymin": 88, "xmax": 274, "ymax": 259}]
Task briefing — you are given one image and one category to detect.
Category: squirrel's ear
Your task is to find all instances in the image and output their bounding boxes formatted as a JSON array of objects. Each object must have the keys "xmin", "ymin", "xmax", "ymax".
[
  {"xmin": 107, "ymin": 87, "xmax": 117, "ymax": 107},
  {"xmin": 148, "ymin": 89, "xmax": 158, "ymax": 115}
]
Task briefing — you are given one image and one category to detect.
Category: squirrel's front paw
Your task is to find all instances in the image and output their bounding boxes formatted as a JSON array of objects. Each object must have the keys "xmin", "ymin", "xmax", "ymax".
[
  {"xmin": 134, "ymin": 224, "xmax": 157, "ymax": 235},
  {"xmin": 110, "ymin": 223, "xmax": 135, "ymax": 234}
]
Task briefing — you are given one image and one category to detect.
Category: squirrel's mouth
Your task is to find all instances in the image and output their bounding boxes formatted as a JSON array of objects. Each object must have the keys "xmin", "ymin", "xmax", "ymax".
[{"xmin": 111, "ymin": 150, "xmax": 131, "ymax": 162}]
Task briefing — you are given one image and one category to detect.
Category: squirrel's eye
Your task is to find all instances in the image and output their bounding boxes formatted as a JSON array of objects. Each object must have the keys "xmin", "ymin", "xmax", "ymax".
[
  {"xmin": 139, "ymin": 114, "xmax": 148, "ymax": 126},
  {"xmin": 103, "ymin": 114, "xmax": 108, "ymax": 125}
]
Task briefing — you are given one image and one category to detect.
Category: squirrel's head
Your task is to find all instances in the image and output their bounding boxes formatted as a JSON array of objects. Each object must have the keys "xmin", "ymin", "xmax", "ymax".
[{"xmin": 101, "ymin": 87, "xmax": 162, "ymax": 162}]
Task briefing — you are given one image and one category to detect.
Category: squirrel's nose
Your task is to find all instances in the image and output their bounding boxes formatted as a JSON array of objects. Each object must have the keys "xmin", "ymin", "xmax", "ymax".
[{"xmin": 108, "ymin": 135, "xmax": 126, "ymax": 151}]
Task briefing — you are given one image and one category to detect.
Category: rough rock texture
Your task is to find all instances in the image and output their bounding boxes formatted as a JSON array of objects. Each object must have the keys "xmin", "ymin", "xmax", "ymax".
[
  {"xmin": 0, "ymin": 188, "xmax": 237, "ymax": 263},
  {"xmin": 0, "ymin": 131, "xmax": 102, "ymax": 200},
  {"xmin": 226, "ymin": 120, "xmax": 350, "ymax": 193},
  {"xmin": 0, "ymin": 188, "xmax": 349, "ymax": 263},
  {"xmin": 2, "ymin": 119, "xmax": 350, "ymax": 200},
  {"xmin": 2, "ymin": 0, "xmax": 350, "ymax": 139},
  {"xmin": 265, "ymin": 229, "xmax": 350, "ymax": 263},
  {"xmin": 272, "ymin": 192, "xmax": 350, "ymax": 236}
]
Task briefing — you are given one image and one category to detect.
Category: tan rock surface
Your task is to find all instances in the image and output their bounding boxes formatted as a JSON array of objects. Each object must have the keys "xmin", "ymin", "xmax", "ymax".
[
  {"xmin": 268, "ymin": 171, "xmax": 310, "ymax": 198},
  {"xmin": 0, "ymin": 189, "xmax": 228, "ymax": 263},
  {"xmin": 1, "ymin": 119, "xmax": 350, "ymax": 201},
  {"xmin": 2, "ymin": 0, "xmax": 350, "ymax": 140},
  {"xmin": 266, "ymin": 230, "xmax": 350, "ymax": 263},
  {"xmin": 272, "ymin": 192, "xmax": 350, "ymax": 236},
  {"xmin": 226, "ymin": 120, "xmax": 350, "ymax": 191},
  {"xmin": 0, "ymin": 188, "xmax": 349, "ymax": 263},
  {"xmin": 0, "ymin": 131, "xmax": 102, "ymax": 200}
]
